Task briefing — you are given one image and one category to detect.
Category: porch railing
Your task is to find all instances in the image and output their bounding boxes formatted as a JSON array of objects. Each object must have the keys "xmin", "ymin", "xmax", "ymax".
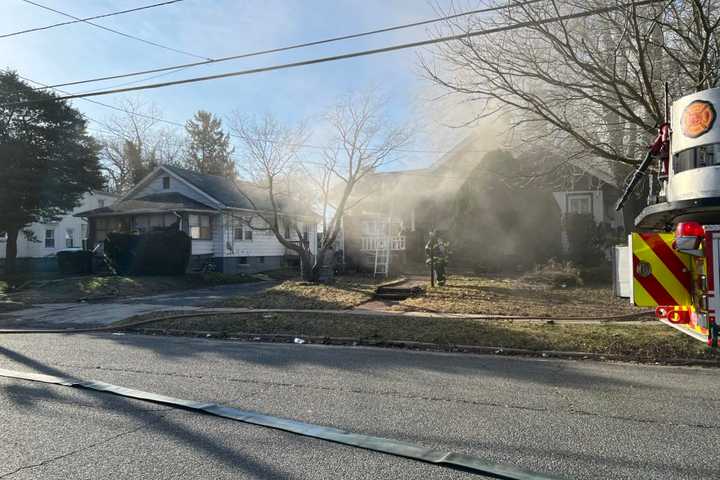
[{"xmin": 360, "ymin": 236, "xmax": 406, "ymax": 251}]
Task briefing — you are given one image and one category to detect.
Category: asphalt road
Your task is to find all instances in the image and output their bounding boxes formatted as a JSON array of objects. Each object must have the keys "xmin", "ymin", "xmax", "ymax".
[
  {"xmin": 0, "ymin": 281, "xmax": 274, "ymax": 329},
  {"xmin": 0, "ymin": 333, "xmax": 718, "ymax": 479}
]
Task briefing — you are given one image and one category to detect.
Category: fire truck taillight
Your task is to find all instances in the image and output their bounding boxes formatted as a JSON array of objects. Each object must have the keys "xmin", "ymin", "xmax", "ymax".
[{"xmin": 674, "ymin": 221, "xmax": 704, "ymax": 250}]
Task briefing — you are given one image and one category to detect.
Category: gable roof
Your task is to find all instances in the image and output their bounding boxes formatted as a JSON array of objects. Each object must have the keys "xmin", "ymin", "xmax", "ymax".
[{"xmin": 161, "ymin": 165, "xmax": 273, "ymax": 210}]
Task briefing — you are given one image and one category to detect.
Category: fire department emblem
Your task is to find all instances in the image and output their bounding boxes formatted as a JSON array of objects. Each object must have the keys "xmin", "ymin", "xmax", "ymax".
[{"xmin": 681, "ymin": 100, "xmax": 716, "ymax": 138}]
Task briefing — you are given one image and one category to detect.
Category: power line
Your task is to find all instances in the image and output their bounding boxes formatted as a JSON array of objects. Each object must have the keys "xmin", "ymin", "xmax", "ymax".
[
  {"xmin": 34, "ymin": 0, "xmax": 547, "ymax": 91},
  {"xmin": 13, "ymin": 73, "xmax": 494, "ymax": 157},
  {"xmin": 20, "ymin": 0, "xmax": 210, "ymax": 61},
  {"xmin": 4, "ymin": 0, "xmax": 663, "ymax": 106},
  {"xmin": 1, "ymin": 0, "xmax": 184, "ymax": 39}
]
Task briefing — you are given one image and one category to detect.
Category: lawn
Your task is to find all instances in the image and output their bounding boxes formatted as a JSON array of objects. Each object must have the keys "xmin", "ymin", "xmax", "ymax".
[
  {"xmin": 396, "ymin": 275, "xmax": 645, "ymax": 318},
  {"xmin": 117, "ymin": 311, "xmax": 720, "ymax": 362},
  {"xmin": 222, "ymin": 275, "xmax": 387, "ymax": 310},
  {"xmin": 1, "ymin": 272, "xmax": 259, "ymax": 305}
]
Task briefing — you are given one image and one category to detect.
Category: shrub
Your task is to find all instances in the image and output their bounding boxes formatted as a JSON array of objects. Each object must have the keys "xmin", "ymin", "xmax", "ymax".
[
  {"xmin": 56, "ymin": 250, "xmax": 93, "ymax": 274},
  {"xmin": 522, "ymin": 259, "xmax": 583, "ymax": 287},
  {"xmin": 105, "ymin": 229, "xmax": 191, "ymax": 275},
  {"xmin": 564, "ymin": 213, "xmax": 609, "ymax": 267}
]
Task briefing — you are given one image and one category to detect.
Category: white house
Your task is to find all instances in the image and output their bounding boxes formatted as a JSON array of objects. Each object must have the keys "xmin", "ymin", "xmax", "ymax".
[
  {"xmin": 76, "ymin": 165, "xmax": 318, "ymax": 274},
  {"xmin": 0, "ymin": 191, "xmax": 118, "ymax": 268}
]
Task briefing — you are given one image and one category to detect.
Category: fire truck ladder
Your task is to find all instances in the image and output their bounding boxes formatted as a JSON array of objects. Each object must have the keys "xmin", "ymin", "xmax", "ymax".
[{"xmin": 373, "ymin": 215, "xmax": 392, "ymax": 277}]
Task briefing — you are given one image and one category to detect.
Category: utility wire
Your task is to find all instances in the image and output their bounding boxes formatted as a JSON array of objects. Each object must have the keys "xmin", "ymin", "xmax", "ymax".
[
  {"xmin": 1, "ymin": 0, "xmax": 184, "ymax": 39},
  {"xmin": 20, "ymin": 0, "xmax": 211, "ymax": 60},
  {"xmin": 35, "ymin": 0, "xmax": 547, "ymax": 91},
  {"xmin": 14, "ymin": 73, "xmax": 494, "ymax": 157},
  {"xmin": 5, "ymin": 0, "xmax": 663, "ymax": 106}
]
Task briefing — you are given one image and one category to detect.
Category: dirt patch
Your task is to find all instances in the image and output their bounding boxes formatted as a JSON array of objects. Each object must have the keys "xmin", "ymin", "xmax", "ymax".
[
  {"xmin": 397, "ymin": 275, "xmax": 642, "ymax": 317},
  {"xmin": 116, "ymin": 311, "xmax": 719, "ymax": 362},
  {"xmin": 222, "ymin": 275, "xmax": 391, "ymax": 310}
]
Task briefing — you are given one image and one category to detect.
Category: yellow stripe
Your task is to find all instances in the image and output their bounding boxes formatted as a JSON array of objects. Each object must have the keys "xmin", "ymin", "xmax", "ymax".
[{"xmin": 633, "ymin": 234, "xmax": 691, "ymax": 305}]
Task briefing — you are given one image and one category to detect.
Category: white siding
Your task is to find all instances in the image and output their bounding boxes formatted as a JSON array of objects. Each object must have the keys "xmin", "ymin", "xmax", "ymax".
[
  {"xmin": 130, "ymin": 170, "xmax": 221, "ymax": 208},
  {"xmin": 219, "ymin": 214, "xmax": 318, "ymax": 258},
  {"xmin": 191, "ymin": 240, "xmax": 214, "ymax": 255},
  {"xmin": 0, "ymin": 192, "xmax": 117, "ymax": 259},
  {"xmin": 552, "ymin": 190, "xmax": 604, "ymax": 224}
]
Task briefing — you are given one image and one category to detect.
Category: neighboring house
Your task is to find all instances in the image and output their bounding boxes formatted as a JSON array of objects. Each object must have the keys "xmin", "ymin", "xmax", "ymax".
[
  {"xmin": 0, "ymin": 191, "xmax": 118, "ymax": 271},
  {"xmin": 551, "ymin": 158, "xmax": 624, "ymax": 250},
  {"xmin": 342, "ymin": 135, "xmax": 485, "ymax": 273},
  {"xmin": 76, "ymin": 165, "xmax": 318, "ymax": 274}
]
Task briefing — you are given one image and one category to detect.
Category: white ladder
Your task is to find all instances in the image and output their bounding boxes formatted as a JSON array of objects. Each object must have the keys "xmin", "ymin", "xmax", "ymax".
[
  {"xmin": 374, "ymin": 245, "xmax": 390, "ymax": 277},
  {"xmin": 373, "ymin": 214, "xmax": 392, "ymax": 277}
]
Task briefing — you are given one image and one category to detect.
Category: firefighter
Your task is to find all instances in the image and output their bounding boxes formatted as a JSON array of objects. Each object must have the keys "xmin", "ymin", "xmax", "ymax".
[{"xmin": 425, "ymin": 231, "xmax": 449, "ymax": 286}]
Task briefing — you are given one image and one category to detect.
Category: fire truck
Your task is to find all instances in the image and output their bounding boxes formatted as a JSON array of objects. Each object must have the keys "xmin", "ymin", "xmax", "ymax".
[{"xmin": 617, "ymin": 86, "xmax": 720, "ymax": 347}]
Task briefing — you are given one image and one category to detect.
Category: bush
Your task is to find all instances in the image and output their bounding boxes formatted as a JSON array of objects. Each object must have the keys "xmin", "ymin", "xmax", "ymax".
[
  {"xmin": 564, "ymin": 213, "xmax": 609, "ymax": 267},
  {"xmin": 56, "ymin": 250, "xmax": 93, "ymax": 274},
  {"xmin": 105, "ymin": 229, "xmax": 191, "ymax": 275},
  {"xmin": 522, "ymin": 259, "xmax": 583, "ymax": 287}
]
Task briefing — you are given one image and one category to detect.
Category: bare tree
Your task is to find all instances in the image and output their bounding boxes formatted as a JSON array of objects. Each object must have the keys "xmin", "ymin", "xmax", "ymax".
[
  {"xmin": 97, "ymin": 98, "xmax": 185, "ymax": 193},
  {"xmin": 230, "ymin": 92, "xmax": 410, "ymax": 281},
  {"xmin": 421, "ymin": 0, "xmax": 720, "ymax": 180}
]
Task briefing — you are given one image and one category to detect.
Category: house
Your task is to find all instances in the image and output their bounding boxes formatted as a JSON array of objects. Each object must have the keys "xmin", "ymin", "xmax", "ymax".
[
  {"xmin": 76, "ymin": 165, "xmax": 318, "ymax": 274},
  {"xmin": 0, "ymin": 191, "xmax": 118, "ymax": 272},
  {"xmin": 550, "ymin": 157, "xmax": 625, "ymax": 250},
  {"xmin": 341, "ymin": 135, "xmax": 486, "ymax": 273}
]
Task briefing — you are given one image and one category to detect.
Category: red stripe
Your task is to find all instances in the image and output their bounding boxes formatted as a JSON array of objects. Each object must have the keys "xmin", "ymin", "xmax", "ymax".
[
  {"xmin": 639, "ymin": 233, "xmax": 691, "ymax": 290},
  {"xmin": 633, "ymin": 254, "xmax": 678, "ymax": 305}
]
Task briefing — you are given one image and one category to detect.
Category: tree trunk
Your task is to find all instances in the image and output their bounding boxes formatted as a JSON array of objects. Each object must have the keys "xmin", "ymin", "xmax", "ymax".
[
  {"xmin": 299, "ymin": 251, "xmax": 316, "ymax": 282},
  {"xmin": 4, "ymin": 226, "xmax": 20, "ymax": 275}
]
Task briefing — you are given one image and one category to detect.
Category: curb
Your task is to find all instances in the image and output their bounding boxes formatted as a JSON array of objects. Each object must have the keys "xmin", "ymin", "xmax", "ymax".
[{"xmin": 126, "ymin": 327, "xmax": 720, "ymax": 367}]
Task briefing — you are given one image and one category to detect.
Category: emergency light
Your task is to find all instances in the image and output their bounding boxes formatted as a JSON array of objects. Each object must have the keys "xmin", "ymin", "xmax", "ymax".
[{"xmin": 674, "ymin": 221, "xmax": 704, "ymax": 250}]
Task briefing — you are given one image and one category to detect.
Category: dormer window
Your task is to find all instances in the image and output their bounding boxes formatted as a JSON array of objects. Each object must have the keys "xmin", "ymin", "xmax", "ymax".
[{"xmin": 162, "ymin": 177, "xmax": 170, "ymax": 189}]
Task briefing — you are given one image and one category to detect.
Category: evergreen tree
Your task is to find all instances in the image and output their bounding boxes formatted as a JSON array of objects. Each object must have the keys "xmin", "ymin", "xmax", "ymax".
[
  {"xmin": 0, "ymin": 72, "xmax": 104, "ymax": 273},
  {"xmin": 184, "ymin": 111, "xmax": 235, "ymax": 177}
]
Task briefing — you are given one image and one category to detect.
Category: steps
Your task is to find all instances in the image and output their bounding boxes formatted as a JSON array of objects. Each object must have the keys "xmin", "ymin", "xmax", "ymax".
[{"xmin": 375, "ymin": 284, "xmax": 423, "ymax": 301}]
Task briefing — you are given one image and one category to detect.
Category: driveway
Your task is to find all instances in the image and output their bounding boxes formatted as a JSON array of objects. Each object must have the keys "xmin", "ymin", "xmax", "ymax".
[
  {"xmin": 0, "ymin": 333, "xmax": 717, "ymax": 479},
  {"xmin": 0, "ymin": 281, "xmax": 275, "ymax": 329}
]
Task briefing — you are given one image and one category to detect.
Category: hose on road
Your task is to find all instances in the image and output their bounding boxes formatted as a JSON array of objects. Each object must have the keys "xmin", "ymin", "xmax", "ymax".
[{"xmin": 0, "ymin": 367, "xmax": 564, "ymax": 480}]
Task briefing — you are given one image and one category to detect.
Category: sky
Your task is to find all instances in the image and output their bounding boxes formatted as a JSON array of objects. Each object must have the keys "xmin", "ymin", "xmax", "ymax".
[{"xmin": 1, "ymin": 0, "xmax": 501, "ymax": 171}]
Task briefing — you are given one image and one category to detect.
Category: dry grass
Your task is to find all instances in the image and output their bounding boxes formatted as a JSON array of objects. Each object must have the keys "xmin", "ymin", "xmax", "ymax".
[
  {"xmin": 397, "ymin": 275, "xmax": 643, "ymax": 317},
  {"xmin": 223, "ymin": 276, "xmax": 385, "ymax": 310},
  {"xmin": 118, "ymin": 312, "xmax": 719, "ymax": 362}
]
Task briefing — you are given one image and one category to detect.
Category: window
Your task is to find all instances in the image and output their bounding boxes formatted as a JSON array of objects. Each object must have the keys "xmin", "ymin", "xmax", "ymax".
[
  {"xmin": 162, "ymin": 177, "xmax": 171, "ymax": 189},
  {"xmin": 258, "ymin": 256, "xmax": 265, "ymax": 264},
  {"xmin": 567, "ymin": 194, "xmax": 592, "ymax": 215},
  {"xmin": 674, "ymin": 144, "xmax": 720, "ymax": 174},
  {"xmin": 238, "ymin": 256, "xmax": 248, "ymax": 265},
  {"xmin": 45, "ymin": 229, "xmax": 55, "ymax": 248},
  {"xmin": 80, "ymin": 223, "xmax": 88, "ymax": 240},
  {"xmin": 65, "ymin": 228, "xmax": 75, "ymax": 248},
  {"xmin": 234, "ymin": 225, "xmax": 253, "ymax": 241},
  {"xmin": 189, "ymin": 214, "xmax": 212, "ymax": 240},
  {"xmin": 284, "ymin": 223, "xmax": 291, "ymax": 238},
  {"xmin": 98, "ymin": 199, "xmax": 105, "ymax": 208}
]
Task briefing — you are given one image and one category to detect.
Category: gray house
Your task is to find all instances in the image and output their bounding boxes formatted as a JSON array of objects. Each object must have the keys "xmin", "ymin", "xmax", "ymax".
[{"xmin": 77, "ymin": 165, "xmax": 318, "ymax": 274}]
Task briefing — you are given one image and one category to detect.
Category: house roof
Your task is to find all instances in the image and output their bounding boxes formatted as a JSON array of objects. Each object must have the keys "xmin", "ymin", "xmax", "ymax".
[
  {"xmin": 162, "ymin": 165, "xmax": 272, "ymax": 210},
  {"xmin": 76, "ymin": 192, "xmax": 218, "ymax": 217}
]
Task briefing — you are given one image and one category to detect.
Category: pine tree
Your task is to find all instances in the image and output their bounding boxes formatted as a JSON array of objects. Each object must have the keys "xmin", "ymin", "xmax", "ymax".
[
  {"xmin": 0, "ymin": 71, "xmax": 104, "ymax": 273},
  {"xmin": 184, "ymin": 111, "xmax": 235, "ymax": 177}
]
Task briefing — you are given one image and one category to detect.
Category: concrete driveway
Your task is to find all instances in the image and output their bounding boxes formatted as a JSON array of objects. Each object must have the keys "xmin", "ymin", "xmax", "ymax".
[{"xmin": 0, "ymin": 281, "xmax": 274, "ymax": 329}]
